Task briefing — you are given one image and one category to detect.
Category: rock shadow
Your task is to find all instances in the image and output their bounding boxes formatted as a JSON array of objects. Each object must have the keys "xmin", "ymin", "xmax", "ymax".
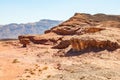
[{"xmin": 65, "ymin": 47, "xmax": 119, "ymax": 57}]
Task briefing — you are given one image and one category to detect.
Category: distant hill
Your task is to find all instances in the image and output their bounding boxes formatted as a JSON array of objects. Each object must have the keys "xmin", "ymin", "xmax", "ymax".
[{"xmin": 0, "ymin": 19, "xmax": 62, "ymax": 39}]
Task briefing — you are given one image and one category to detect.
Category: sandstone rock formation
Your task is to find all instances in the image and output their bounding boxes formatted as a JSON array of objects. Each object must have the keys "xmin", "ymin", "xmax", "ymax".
[
  {"xmin": 100, "ymin": 21, "xmax": 120, "ymax": 28},
  {"xmin": 52, "ymin": 40, "xmax": 70, "ymax": 49},
  {"xmin": 18, "ymin": 13, "xmax": 120, "ymax": 51},
  {"xmin": 45, "ymin": 13, "xmax": 120, "ymax": 35},
  {"xmin": 18, "ymin": 36, "xmax": 30, "ymax": 47},
  {"xmin": 70, "ymin": 37, "xmax": 119, "ymax": 51},
  {"xmin": 18, "ymin": 33, "xmax": 63, "ymax": 45},
  {"xmin": 70, "ymin": 27, "xmax": 120, "ymax": 51}
]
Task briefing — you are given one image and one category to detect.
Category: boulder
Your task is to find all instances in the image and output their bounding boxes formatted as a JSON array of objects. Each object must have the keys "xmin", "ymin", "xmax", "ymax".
[
  {"xmin": 18, "ymin": 37, "xmax": 30, "ymax": 47},
  {"xmin": 18, "ymin": 35, "xmax": 35, "ymax": 41}
]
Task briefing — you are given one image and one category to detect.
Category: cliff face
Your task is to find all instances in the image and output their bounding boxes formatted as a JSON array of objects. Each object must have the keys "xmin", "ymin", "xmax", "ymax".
[
  {"xmin": 70, "ymin": 29, "xmax": 120, "ymax": 51},
  {"xmin": 19, "ymin": 13, "xmax": 120, "ymax": 51}
]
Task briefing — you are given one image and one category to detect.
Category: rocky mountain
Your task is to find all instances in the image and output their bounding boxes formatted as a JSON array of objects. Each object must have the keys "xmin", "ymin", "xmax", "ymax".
[{"xmin": 0, "ymin": 19, "xmax": 62, "ymax": 39}]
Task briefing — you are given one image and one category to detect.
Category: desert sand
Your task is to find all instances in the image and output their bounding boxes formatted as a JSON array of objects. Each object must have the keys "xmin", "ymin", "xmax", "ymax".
[{"xmin": 0, "ymin": 40, "xmax": 120, "ymax": 80}]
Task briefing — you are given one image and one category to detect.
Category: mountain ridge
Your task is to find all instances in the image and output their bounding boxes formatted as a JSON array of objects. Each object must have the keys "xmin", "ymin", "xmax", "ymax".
[{"xmin": 0, "ymin": 19, "xmax": 62, "ymax": 39}]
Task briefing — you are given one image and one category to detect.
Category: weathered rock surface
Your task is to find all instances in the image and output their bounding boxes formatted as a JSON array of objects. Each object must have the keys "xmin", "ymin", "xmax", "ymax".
[
  {"xmin": 100, "ymin": 21, "xmax": 120, "ymax": 28},
  {"xmin": 45, "ymin": 13, "xmax": 120, "ymax": 35},
  {"xmin": 70, "ymin": 28, "xmax": 120, "ymax": 51},
  {"xmin": 18, "ymin": 33, "xmax": 63, "ymax": 45},
  {"xmin": 52, "ymin": 40, "xmax": 70, "ymax": 49},
  {"xmin": 18, "ymin": 36, "xmax": 30, "ymax": 47},
  {"xmin": 70, "ymin": 38, "xmax": 119, "ymax": 51},
  {"xmin": 18, "ymin": 13, "xmax": 120, "ymax": 51}
]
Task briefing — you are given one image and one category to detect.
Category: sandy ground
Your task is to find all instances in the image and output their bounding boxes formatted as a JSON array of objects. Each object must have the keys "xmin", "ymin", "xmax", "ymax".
[{"xmin": 0, "ymin": 40, "xmax": 120, "ymax": 80}]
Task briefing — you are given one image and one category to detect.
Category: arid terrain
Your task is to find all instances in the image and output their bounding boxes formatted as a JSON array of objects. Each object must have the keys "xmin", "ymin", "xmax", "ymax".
[{"xmin": 1, "ymin": 13, "xmax": 120, "ymax": 80}]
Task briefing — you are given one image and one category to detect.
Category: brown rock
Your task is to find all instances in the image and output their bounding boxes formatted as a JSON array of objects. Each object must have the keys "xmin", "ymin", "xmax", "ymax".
[
  {"xmin": 44, "ymin": 30, "xmax": 51, "ymax": 34},
  {"xmin": 18, "ymin": 13, "xmax": 120, "ymax": 50},
  {"xmin": 45, "ymin": 13, "xmax": 120, "ymax": 35},
  {"xmin": 70, "ymin": 37, "xmax": 120, "ymax": 51},
  {"xmin": 76, "ymin": 27, "xmax": 105, "ymax": 35},
  {"xmin": 52, "ymin": 40, "xmax": 70, "ymax": 49},
  {"xmin": 18, "ymin": 35, "xmax": 35, "ymax": 40},
  {"xmin": 100, "ymin": 21, "xmax": 120, "ymax": 28},
  {"xmin": 18, "ymin": 37, "xmax": 30, "ymax": 47},
  {"xmin": 18, "ymin": 33, "xmax": 63, "ymax": 45}
]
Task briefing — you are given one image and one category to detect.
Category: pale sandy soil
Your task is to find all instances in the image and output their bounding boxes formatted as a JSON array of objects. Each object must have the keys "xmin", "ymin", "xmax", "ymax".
[{"xmin": 0, "ymin": 40, "xmax": 120, "ymax": 80}]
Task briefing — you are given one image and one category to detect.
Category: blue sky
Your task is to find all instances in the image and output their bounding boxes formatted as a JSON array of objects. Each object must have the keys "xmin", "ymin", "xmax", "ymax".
[{"xmin": 0, "ymin": 0, "xmax": 120, "ymax": 24}]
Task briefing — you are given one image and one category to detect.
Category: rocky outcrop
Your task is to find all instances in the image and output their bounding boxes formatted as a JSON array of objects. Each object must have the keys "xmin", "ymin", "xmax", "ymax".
[
  {"xmin": 52, "ymin": 40, "xmax": 70, "ymax": 49},
  {"xmin": 100, "ymin": 21, "xmax": 120, "ymax": 28},
  {"xmin": 93, "ymin": 13, "xmax": 120, "ymax": 22},
  {"xmin": 18, "ymin": 35, "xmax": 54, "ymax": 45},
  {"xmin": 18, "ymin": 37, "xmax": 30, "ymax": 47},
  {"xmin": 18, "ymin": 33, "xmax": 63, "ymax": 45},
  {"xmin": 18, "ymin": 13, "xmax": 120, "ymax": 51},
  {"xmin": 48, "ymin": 27, "xmax": 105, "ymax": 35},
  {"xmin": 70, "ymin": 38, "xmax": 119, "ymax": 51},
  {"xmin": 76, "ymin": 27, "xmax": 105, "ymax": 35},
  {"xmin": 45, "ymin": 13, "xmax": 120, "ymax": 35},
  {"xmin": 18, "ymin": 35, "xmax": 35, "ymax": 41}
]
